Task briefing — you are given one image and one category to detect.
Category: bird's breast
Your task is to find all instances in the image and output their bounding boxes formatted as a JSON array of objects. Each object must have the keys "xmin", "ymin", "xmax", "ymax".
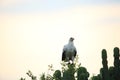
[{"xmin": 67, "ymin": 46, "xmax": 74, "ymax": 51}]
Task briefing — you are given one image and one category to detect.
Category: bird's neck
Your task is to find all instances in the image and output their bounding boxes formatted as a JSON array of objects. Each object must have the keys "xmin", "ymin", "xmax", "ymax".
[{"xmin": 68, "ymin": 41, "xmax": 74, "ymax": 45}]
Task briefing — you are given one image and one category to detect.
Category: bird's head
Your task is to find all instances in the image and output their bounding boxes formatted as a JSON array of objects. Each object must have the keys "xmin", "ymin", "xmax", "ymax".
[{"xmin": 69, "ymin": 37, "xmax": 74, "ymax": 42}]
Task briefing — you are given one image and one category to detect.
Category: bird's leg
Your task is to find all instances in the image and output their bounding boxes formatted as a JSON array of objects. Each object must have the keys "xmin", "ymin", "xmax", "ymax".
[
  {"xmin": 71, "ymin": 57, "xmax": 74, "ymax": 64},
  {"xmin": 68, "ymin": 60, "xmax": 73, "ymax": 64},
  {"xmin": 68, "ymin": 61, "xmax": 70, "ymax": 65},
  {"xmin": 66, "ymin": 57, "xmax": 70, "ymax": 64}
]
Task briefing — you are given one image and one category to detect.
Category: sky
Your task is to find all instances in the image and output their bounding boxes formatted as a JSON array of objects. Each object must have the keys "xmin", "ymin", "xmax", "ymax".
[{"xmin": 0, "ymin": 0, "xmax": 120, "ymax": 80}]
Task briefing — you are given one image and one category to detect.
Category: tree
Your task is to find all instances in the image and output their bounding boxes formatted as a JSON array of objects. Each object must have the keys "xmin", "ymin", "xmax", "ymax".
[
  {"xmin": 101, "ymin": 49, "xmax": 110, "ymax": 80},
  {"xmin": 20, "ymin": 55, "xmax": 90, "ymax": 80},
  {"xmin": 53, "ymin": 70, "xmax": 61, "ymax": 80},
  {"xmin": 113, "ymin": 47, "xmax": 120, "ymax": 80},
  {"xmin": 108, "ymin": 66, "xmax": 114, "ymax": 80},
  {"xmin": 77, "ymin": 67, "xmax": 89, "ymax": 80},
  {"xmin": 62, "ymin": 64, "xmax": 76, "ymax": 80},
  {"xmin": 20, "ymin": 47, "xmax": 120, "ymax": 80}
]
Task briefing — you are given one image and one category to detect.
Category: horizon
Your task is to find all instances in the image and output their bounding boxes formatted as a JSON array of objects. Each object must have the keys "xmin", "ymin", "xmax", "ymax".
[{"xmin": 0, "ymin": 0, "xmax": 120, "ymax": 80}]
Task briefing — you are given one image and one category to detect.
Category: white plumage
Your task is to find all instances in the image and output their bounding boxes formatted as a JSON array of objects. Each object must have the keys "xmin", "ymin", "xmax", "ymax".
[{"xmin": 62, "ymin": 37, "xmax": 77, "ymax": 62}]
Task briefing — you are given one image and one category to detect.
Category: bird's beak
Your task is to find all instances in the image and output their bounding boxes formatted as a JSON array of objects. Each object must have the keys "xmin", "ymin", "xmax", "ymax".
[
  {"xmin": 72, "ymin": 37, "xmax": 74, "ymax": 40},
  {"xmin": 70, "ymin": 37, "xmax": 74, "ymax": 41}
]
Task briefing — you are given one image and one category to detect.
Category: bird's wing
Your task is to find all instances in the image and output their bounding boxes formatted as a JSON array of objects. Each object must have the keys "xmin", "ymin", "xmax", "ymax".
[
  {"xmin": 62, "ymin": 45, "xmax": 67, "ymax": 61},
  {"xmin": 74, "ymin": 47, "xmax": 77, "ymax": 57},
  {"xmin": 62, "ymin": 50, "xmax": 66, "ymax": 61}
]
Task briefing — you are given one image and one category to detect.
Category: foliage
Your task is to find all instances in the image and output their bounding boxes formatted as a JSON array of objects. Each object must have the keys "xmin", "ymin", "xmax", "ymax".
[
  {"xmin": 91, "ymin": 47, "xmax": 120, "ymax": 80},
  {"xmin": 113, "ymin": 47, "xmax": 120, "ymax": 80},
  {"xmin": 26, "ymin": 70, "xmax": 37, "ymax": 80},
  {"xmin": 53, "ymin": 70, "xmax": 61, "ymax": 80},
  {"xmin": 90, "ymin": 74, "xmax": 101, "ymax": 80},
  {"xmin": 40, "ymin": 73, "xmax": 45, "ymax": 80},
  {"xmin": 20, "ymin": 77, "xmax": 26, "ymax": 80},
  {"xmin": 62, "ymin": 64, "xmax": 76, "ymax": 80},
  {"xmin": 20, "ymin": 55, "xmax": 90, "ymax": 80},
  {"xmin": 101, "ymin": 49, "xmax": 110, "ymax": 80},
  {"xmin": 108, "ymin": 66, "xmax": 114, "ymax": 80},
  {"xmin": 20, "ymin": 47, "xmax": 120, "ymax": 80},
  {"xmin": 77, "ymin": 67, "xmax": 89, "ymax": 80}
]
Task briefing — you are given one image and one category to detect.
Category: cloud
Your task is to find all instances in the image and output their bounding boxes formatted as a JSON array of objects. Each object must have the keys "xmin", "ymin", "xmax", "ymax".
[
  {"xmin": 1, "ymin": 0, "xmax": 120, "ymax": 8},
  {"xmin": 0, "ymin": 0, "xmax": 32, "ymax": 7},
  {"xmin": 0, "ymin": 0, "xmax": 79, "ymax": 14},
  {"xmin": 0, "ymin": 0, "xmax": 120, "ymax": 14}
]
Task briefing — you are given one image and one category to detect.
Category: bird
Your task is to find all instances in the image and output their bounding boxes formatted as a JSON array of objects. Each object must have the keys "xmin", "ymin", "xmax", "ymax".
[{"xmin": 62, "ymin": 37, "xmax": 77, "ymax": 63}]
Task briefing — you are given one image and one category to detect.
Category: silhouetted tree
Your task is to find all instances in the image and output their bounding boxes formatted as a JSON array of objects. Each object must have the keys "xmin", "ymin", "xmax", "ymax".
[
  {"xmin": 113, "ymin": 47, "xmax": 120, "ymax": 80},
  {"xmin": 40, "ymin": 73, "xmax": 45, "ymax": 80},
  {"xmin": 53, "ymin": 70, "xmax": 61, "ymax": 80},
  {"xmin": 62, "ymin": 64, "xmax": 76, "ymax": 80},
  {"xmin": 20, "ymin": 77, "xmax": 25, "ymax": 80},
  {"xmin": 19, "ymin": 46, "xmax": 120, "ymax": 80},
  {"xmin": 77, "ymin": 67, "xmax": 89, "ymax": 80},
  {"xmin": 108, "ymin": 66, "xmax": 114, "ymax": 80},
  {"xmin": 101, "ymin": 49, "xmax": 110, "ymax": 80},
  {"xmin": 26, "ymin": 70, "xmax": 37, "ymax": 80},
  {"xmin": 91, "ymin": 75, "xmax": 101, "ymax": 80}
]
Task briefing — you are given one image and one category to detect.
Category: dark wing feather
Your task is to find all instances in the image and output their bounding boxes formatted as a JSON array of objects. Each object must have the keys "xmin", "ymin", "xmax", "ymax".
[
  {"xmin": 62, "ymin": 51, "xmax": 66, "ymax": 61},
  {"xmin": 74, "ymin": 49, "xmax": 77, "ymax": 57}
]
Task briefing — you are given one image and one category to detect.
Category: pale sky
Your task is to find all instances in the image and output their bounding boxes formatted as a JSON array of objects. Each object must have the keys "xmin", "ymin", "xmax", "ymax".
[{"xmin": 0, "ymin": 0, "xmax": 120, "ymax": 80}]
